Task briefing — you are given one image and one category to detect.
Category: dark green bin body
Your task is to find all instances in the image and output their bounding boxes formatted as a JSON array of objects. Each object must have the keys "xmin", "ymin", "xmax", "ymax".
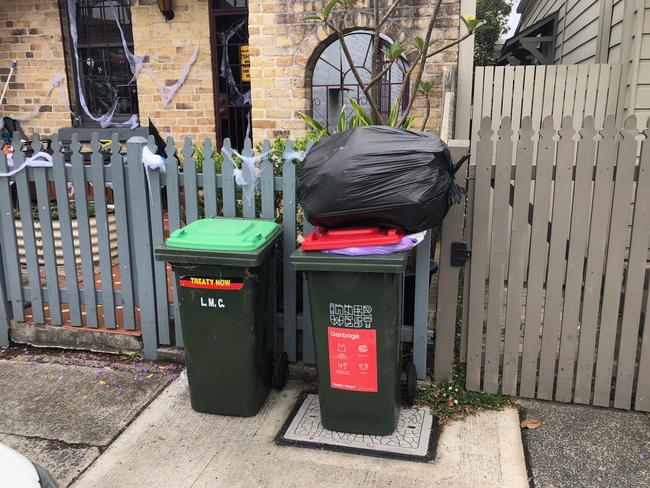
[
  {"xmin": 155, "ymin": 228, "xmax": 281, "ymax": 417},
  {"xmin": 290, "ymin": 249, "xmax": 407, "ymax": 435}
]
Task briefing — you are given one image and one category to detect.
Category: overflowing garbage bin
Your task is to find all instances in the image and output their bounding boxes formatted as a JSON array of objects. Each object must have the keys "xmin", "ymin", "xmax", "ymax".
[
  {"xmin": 155, "ymin": 218, "xmax": 285, "ymax": 417},
  {"xmin": 291, "ymin": 245, "xmax": 413, "ymax": 436},
  {"xmin": 290, "ymin": 127, "xmax": 466, "ymax": 435}
]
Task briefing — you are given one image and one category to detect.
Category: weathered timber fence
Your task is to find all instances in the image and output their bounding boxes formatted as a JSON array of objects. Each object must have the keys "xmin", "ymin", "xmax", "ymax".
[
  {"xmin": 0, "ymin": 133, "xmax": 466, "ymax": 380},
  {"xmin": 463, "ymin": 114, "xmax": 650, "ymax": 411}
]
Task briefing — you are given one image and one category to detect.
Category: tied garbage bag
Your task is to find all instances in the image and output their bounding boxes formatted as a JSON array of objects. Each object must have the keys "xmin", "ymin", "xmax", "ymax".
[{"xmin": 298, "ymin": 126, "xmax": 465, "ymax": 233}]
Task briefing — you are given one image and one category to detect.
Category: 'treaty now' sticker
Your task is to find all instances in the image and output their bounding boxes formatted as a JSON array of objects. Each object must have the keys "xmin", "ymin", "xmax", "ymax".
[{"xmin": 179, "ymin": 276, "xmax": 244, "ymax": 291}]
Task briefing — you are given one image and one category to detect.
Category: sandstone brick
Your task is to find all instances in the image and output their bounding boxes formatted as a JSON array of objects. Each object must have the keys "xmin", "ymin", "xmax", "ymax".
[{"xmin": 4, "ymin": 0, "xmax": 460, "ymax": 145}]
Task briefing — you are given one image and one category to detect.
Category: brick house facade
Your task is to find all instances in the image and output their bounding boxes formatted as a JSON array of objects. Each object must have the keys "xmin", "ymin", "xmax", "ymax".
[{"xmin": 0, "ymin": 0, "xmax": 467, "ymax": 145}]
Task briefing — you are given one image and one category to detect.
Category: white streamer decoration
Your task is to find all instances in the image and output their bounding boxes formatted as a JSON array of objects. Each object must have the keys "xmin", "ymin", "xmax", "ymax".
[
  {"xmin": 0, "ymin": 152, "xmax": 54, "ymax": 178},
  {"xmin": 142, "ymin": 145, "xmax": 166, "ymax": 201},
  {"xmin": 283, "ymin": 150, "xmax": 307, "ymax": 162},
  {"xmin": 223, "ymin": 147, "xmax": 272, "ymax": 207},
  {"xmin": 0, "ymin": 72, "xmax": 78, "ymax": 127}
]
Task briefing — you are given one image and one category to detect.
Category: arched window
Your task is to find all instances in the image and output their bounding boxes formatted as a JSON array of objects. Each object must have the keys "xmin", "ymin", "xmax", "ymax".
[{"xmin": 310, "ymin": 31, "xmax": 408, "ymax": 131}]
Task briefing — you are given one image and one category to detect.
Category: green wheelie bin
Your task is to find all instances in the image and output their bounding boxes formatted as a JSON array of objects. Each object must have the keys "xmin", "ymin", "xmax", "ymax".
[
  {"xmin": 155, "ymin": 218, "xmax": 286, "ymax": 417},
  {"xmin": 290, "ymin": 249, "xmax": 411, "ymax": 435}
]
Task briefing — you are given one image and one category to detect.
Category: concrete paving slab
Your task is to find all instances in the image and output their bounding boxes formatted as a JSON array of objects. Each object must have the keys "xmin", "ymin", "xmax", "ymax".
[
  {"xmin": 518, "ymin": 399, "xmax": 650, "ymax": 488},
  {"xmin": 0, "ymin": 359, "xmax": 170, "ymax": 445},
  {"xmin": 0, "ymin": 433, "xmax": 100, "ymax": 487},
  {"xmin": 74, "ymin": 373, "xmax": 528, "ymax": 488}
]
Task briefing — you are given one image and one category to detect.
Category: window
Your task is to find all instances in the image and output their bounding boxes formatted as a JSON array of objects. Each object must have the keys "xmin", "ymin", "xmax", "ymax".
[
  {"xmin": 60, "ymin": 0, "xmax": 138, "ymax": 124},
  {"xmin": 213, "ymin": 0, "xmax": 248, "ymax": 8},
  {"xmin": 310, "ymin": 31, "xmax": 408, "ymax": 132}
]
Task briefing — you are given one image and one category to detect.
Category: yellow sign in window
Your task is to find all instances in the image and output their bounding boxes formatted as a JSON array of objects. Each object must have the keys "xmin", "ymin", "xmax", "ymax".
[{"xmin": 240, "ymin": 45, "xmax": 251, "ymax": 82}]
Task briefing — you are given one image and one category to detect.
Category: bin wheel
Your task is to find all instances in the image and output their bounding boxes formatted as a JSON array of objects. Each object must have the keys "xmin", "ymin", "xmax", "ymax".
[
  {"xmin": 272, "ymin": 352, "xmax": 289, "ymax": 390},
  {"xmin": 406, "ymin": 363, "xmax": 417, "ymax": 406}
]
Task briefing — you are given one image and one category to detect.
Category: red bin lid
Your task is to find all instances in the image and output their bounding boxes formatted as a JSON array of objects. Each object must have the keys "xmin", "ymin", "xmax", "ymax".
[{"xmin": 302, "ymin": 227, "xmax": 405, "ymax": 251}]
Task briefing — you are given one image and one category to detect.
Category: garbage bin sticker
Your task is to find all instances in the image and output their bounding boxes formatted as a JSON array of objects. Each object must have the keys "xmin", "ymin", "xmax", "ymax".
[
  {"xmin": 179, "ymin": 276, "xmax": 244, "ymax": 291},
  {"xmin": 329, "ymin": 303, "xmax": 373, "ymax": 328},
  {"xmin": 328, "ymin": 327, "xmax": 377, "ymax": 392}
]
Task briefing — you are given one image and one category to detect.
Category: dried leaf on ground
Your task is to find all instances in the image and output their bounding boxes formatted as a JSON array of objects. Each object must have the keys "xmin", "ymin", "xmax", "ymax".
[{"xmin": 520, "ymin": 418, "xmax": 542, "ymax": 430}]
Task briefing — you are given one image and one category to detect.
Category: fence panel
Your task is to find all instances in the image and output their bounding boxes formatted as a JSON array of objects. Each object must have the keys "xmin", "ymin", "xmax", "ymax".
[
  {"xmin": 282, "ymin": 144, "xmax": 298, "ymax": 363},
  {"xmin": 0, "ymin": 149, "xmax": 24, "ymax": 322},
  {"xmin": 465, "ymin": 114, "xmax": 650, "ymax": 411},
  {"xmin": 90, "ymin": 135, "xmax": 116, "ymax": 329},
  {"xmin": 165, "ymin": 138, "xmax": 183, "ymax": 346},
  {"xmin": 15, "ymin": 149, "xmax": 45, "ymax": 324},
  {"xmin": 71, "ymin": 135, "xmax": 97, "ymax": 327},
  {"xmin": 146, "ymin": 137, "xmax": 171, "ymax": 346},
  {"xmin": 33, "ymin": 135, "xmax": 62, "ymax": 326},
  {"xmin": 555, "ymin": 118, "xmax": 597, "ymax": 402},
  {"xmin": 126, "ymin": 137, "xmax": 157, "ymax": 359},
  {"xmin": 473, "ymin": 65, "xmax": 624, "ymax": 136},
  {"xmin": 593, "ymin": 117, "xmax": 639, "ymax": 407},
  {"xmin": 0, "ymin": 132, "xmax": 441, "ymax": 378},
  {"xmin": 110, "ymin": 137, "xmax": 136, "ymax": 331},
  {"xmin": 537, "ymin": 117, "xmax": 576, "ymax": 400},
  {"xmin": 434, "ymin": 141, "xmax": 470, "ymax": 381}
]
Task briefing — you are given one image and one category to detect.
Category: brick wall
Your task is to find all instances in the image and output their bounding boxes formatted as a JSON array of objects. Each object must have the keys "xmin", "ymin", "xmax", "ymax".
[
  {"xmin": 130, "ymin": 0, "xmax": 216, "ymax": 143},
  {"xmin": 0, "ymin": 0, "xmax": 71, "ymax": 136},
  {"xmin": 0, "ymin": 0, "xmax": 462, "ymax": 145},
  {"xmin": 248, "ymin": 0, "xmax": 462, "ymax": 141}
]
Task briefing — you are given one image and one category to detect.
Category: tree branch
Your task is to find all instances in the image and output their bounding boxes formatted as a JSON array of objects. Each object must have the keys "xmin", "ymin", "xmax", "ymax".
[
  {"xmin": 379, "ymin": 0, "xmax": 404, "ymax": 28},
  {"xmin": 397, "ymin": 0, "xmax": 443, "ymax": 127},
  {"xmin": 371, "ymin": 0, "xmax": 382, "ymax": 124},
  {"xmin": 367, "ymin": 58, "xmax": 396, "ymax": 89},
  {"xmin": 393, "ymin": 61, "xmax": 418, "ymax": 125},
  {"xmin": 420, "ymin": 93, "xmax": 431, "ymax": 131},
  {"xmin": 425, "ymin": 31, "xmax": 473, "ymax": 59},
  {"xmin": 325, "ymin": 19, "xmax": 385, "ymax": 124}
]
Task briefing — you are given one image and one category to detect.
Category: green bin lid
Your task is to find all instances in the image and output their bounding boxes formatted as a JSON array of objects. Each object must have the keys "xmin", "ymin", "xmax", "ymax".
[{"xmin": 166, "ymin": 218, "xmax": 280, "ymax": 252}]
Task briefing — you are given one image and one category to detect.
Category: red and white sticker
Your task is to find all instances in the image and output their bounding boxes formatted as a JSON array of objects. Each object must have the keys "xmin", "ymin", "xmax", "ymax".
[
  {"xmin": 327, "ymin": 327, "xmax": 377, "ymax": 392},
  {"xmin": 179, "ymin": 276, "xmax": 244, "ymax": 290}
]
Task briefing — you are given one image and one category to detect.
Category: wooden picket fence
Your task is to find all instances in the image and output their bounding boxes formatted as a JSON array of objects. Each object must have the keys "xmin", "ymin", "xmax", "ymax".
[
  {"xmin": 463, "ymin": 114, "xmax": 650, "ymax": 411},
  {"xmin": 0, "ymin": 133, "xmax": 460, "ymax": 381}
]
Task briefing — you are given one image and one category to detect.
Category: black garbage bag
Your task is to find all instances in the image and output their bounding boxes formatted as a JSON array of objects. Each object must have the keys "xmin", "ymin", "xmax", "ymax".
[{"xmin": 298, "ymin": 126, "xmax": 464, "ymax": 233}]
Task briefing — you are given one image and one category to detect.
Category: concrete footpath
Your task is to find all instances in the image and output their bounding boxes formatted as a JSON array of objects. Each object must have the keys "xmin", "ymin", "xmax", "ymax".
[
  {"xmin": 74, "ymin": 373, "xmax": 529, "ymax": 488},
  {"xmin": 0, "ymin": 347, "xmax": 181, "ymax": 486}
]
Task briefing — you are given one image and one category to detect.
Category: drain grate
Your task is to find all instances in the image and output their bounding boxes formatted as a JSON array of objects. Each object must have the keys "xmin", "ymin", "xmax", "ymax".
[{"xmin": 275, "ymin": 392, "xmax": 439, "ymax": 462}]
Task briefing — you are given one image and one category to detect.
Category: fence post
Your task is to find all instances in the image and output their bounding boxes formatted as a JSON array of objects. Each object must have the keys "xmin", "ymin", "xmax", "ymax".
[
  {"xmin": 126, "ymin": 136, "xmax": 158, "ymax": 360},
  {"xmin": 433, "ymin": 141, "xmax": 470, "ymax": 381},
  {"xmin": 0, "ymin": 242, "xmax": 10, "ymax": 347}
]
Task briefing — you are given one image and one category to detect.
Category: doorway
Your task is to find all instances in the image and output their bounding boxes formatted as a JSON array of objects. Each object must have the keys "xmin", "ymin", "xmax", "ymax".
[{"xmin": 209, "ymin": 0, "xmax": 251, "ymax": 148}]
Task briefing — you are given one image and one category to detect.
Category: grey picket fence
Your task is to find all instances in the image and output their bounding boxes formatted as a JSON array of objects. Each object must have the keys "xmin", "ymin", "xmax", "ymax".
[{"xmin": 0, "ymin": 133, "xmax": 443, "ymax": 379}]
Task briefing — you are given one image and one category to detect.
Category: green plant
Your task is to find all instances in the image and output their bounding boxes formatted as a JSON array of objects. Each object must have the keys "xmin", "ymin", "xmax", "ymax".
[
  {"xmin": 474, "ymin": 0, "xmax": 512, "ymax": 65},
  {"xmin": 178, "ymin": 143, "xmax": 224, "ymax": 173},
  {"xmin": 417, "ymin": 363, "xmax": 513, "ymax": 422},
  {"xmin": 13, "ymin": 201, "xmax": 97, "ymax": 220},
  {"xmin": 305, "ymin": 1, "xmax": 485, "ymax": 126},
  {"xmin": 298, "ymin": 99, "xmax": 415, "ymax": 137}
]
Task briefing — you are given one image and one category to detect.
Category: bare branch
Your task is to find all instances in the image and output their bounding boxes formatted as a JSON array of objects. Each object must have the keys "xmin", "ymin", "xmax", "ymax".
[
  {"xmin": 367, "ymin": 59, "xmax": 396, "ymax": 89},
  {"xmin": 379, "ymin": 0, "xmax": 403, "ymax": 28},
  {"xmin": 371, "ymin": 0, "xmax": 382, "ymax": 124},
  {"xmin": 393, "ymin": 61, "xmax": 418, "ymax": 124},
  {"xmin": 420, "ymin": 94, "xmax": 431, "ymax": 131},
  {"xmin": 425, "ymin": 32, "xmax": 473, "ymax": 59},
  {"xmin": 325, "ymin": 19, "xmax": 385, "ymax": 123},
  {"xmin": 397, "ymin": 0, "xmax": 443, "ymax": 127}
]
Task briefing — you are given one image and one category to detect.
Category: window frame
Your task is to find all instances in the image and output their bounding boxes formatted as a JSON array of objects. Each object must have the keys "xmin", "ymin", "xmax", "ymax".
[{"xmin": 58, "ymin": 0, "xmax": 139, "ymax": 127}]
